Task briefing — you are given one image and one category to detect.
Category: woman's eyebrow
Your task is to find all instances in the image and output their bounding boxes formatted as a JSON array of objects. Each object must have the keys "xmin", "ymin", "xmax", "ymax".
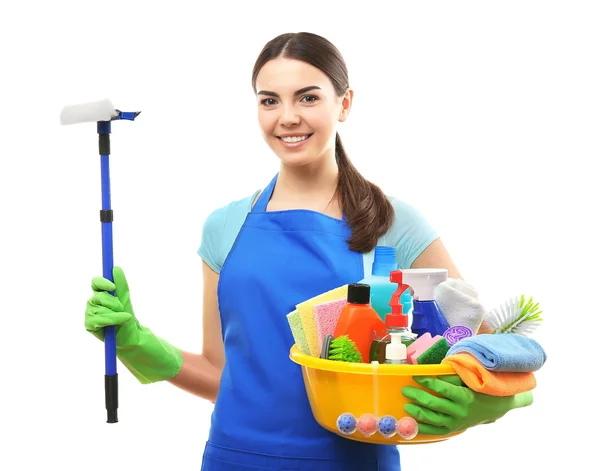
[{"xmin": 256, "ymin": 86, "xmax": 322, "ymax": 98}]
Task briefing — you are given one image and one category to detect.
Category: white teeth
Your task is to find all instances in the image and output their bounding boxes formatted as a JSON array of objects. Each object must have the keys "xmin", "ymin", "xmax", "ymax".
[{"xmin": 281, "ymin": 135, "xmax": 309, "ymax": 143}]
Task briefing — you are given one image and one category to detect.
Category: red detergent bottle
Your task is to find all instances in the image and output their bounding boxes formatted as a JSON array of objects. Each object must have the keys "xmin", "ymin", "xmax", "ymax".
[{"xmin": 333, "ymin": 283, "xmax": 388, "ymax": 363}]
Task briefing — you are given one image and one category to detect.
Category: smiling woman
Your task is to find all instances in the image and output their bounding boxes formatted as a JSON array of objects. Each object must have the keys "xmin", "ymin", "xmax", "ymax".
[
  {"xmin": 84, "ymin": 31, "xmax": 463, "ymax": 471},
  {"xmin": 251, "ymin": 33, "xmax": 398, "ymax": 251}
]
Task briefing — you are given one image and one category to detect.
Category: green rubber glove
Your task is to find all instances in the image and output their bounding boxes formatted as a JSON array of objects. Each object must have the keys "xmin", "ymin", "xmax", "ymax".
[
  {"xmin": 85, "ymin": 266, "xmax": 183, "ymax": 384},
  {"xmin": 402, "ymin": 375, "xmax": 534, "ymax": 435}
]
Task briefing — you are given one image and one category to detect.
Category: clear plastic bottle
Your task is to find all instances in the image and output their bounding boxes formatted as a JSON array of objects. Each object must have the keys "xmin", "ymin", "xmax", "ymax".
[
  {"xmin": 360, "ymin": 246, "xmax": 412, "ymax": 322},
  {"xmin": 368, "ymin": 285, "xmax": 416, "ymax": 363}
]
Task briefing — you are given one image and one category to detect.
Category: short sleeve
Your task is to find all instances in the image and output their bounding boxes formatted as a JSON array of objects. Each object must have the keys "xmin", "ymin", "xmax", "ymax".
[
  {"xmin": 197, "ymin": 191, "xmax": 259, "ymax": 274},
  {"xmin": 383, "ymin": 197, "xmax": 439, "ymax": 269},
  {"xmin": 197, "ymin": 205, "xmax": 228, "ymax": 273}
]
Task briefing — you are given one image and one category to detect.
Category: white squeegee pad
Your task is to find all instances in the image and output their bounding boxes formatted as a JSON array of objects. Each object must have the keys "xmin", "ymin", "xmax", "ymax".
[{"xmin": 60, "ymin": 98, "xmax": 117, "ymax": 125}]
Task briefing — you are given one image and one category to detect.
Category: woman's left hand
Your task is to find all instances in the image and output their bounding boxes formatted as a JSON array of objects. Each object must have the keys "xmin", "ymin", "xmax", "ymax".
[{"xmin": 402, "ymin": 375, "xmax": 534, "ymax": 435}]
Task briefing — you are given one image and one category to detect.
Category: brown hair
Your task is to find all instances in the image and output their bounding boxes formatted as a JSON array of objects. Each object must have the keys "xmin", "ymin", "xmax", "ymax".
[{"xmin": 251, "ymin": 32, "xmax": 394, "ymax": 253}]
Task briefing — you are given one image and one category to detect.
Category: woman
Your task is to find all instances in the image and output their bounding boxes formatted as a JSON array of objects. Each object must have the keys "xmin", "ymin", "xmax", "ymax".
[{"xmin": 85, "ymin": 32, "xmax": 472, "ymax": 470}]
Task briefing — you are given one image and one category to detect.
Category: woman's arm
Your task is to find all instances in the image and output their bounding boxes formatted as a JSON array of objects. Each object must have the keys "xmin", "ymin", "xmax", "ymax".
[
  {"xmin": 411, "ymin": 238, "xmax": 492, "ymax": 334},
  {"xmin": 411, "ymin": 238, "xmax": 462, "ymax": 278},
  {"xmin": 168, "ymin": 261, "xmax": 225, "ymax": 402}
]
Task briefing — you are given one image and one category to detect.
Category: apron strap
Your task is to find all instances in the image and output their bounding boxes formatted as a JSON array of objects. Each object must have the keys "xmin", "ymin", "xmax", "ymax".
[
  {"xmin": 252, "ymin": 172, "xmax": 349, "ymax": 223},
  {"xmin": 252, "ymin": 173, "xmax": 278, "ymax": 213}
]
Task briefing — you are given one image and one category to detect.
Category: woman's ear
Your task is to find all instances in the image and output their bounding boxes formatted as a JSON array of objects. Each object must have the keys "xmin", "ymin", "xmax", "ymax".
[{"xmin": 339, "ymin": 88, "xmax": 354, "ymax": 122}]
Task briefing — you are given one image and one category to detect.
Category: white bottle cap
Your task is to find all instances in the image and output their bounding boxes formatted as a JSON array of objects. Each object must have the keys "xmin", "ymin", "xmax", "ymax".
[{"xmin": 386, "ymin": 333, "xmax": 407, "ymax": 362}]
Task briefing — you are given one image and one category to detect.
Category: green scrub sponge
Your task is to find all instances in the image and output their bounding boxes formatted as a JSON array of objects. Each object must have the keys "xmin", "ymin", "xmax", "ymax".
[
  {"xmin": 417, "ymin": 337, "xmax": 450, "ymax": 365},
  {"xmin": 286, "ymin": 310, "xmax": 311, "ymax": 355}
]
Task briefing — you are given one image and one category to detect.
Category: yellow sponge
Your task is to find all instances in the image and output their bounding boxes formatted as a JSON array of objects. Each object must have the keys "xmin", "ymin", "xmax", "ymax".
[
  {"xmin": 286, "ymin": 310, "xmax": 311, "ymax": 355},
  {"xmin": 296, "ymin": 284, "xmax": 348, "ymax": 357}
]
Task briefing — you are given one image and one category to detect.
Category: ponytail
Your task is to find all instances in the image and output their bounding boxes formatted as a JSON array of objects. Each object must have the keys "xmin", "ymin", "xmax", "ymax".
[{"xmin": 334, "ymin": 132, "xmax": 394, "ymax": 253}]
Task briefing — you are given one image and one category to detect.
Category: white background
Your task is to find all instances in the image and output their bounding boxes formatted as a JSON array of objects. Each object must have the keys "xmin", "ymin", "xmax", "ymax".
[{"xmin": 1, "ymin": 1, "xmax": 597, "ymax": 470}]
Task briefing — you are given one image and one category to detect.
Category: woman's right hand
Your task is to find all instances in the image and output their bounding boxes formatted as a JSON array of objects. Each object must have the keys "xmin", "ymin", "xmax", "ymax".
[
  {"xmin": 84, "ymin": 266, "xmax": 183, "ymax": 384},
  {"xmin": 85, "ymin": 266, "xmax": 141, "ymax": 347}
]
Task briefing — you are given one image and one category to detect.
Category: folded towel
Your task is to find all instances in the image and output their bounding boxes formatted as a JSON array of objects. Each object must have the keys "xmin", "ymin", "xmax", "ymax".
[
  {"xmin": 446, "ymin": 333, "xmax": 547, "ymax": 372},
  {"xmin": 442, "ymin": 353, "xmax": 536, "ymax": 396},
  {"xmin": 435, "ymin": 278, "xmax": 485, "ymax": 334}
]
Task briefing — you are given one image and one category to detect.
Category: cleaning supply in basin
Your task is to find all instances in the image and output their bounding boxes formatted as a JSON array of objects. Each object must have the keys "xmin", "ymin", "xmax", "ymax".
[
  {"xmin": 337, "ymin": 413, "xmax": 357, "ymax": 435},
  {"xmin": 369, "ymin": 275, "xmax": 417, "ymax": 362},
  {"xmin": 396, "ymin": 417, "xmax": 419, "ymax": 440},
  {"xmin": 416, "ymin": 336, "xmax": 450, "ymax": 364},
  {"xmin": 314, "ymin": 298, "xmax": 347, "ymax": 349},
  {"xmin": 286, "ymin": 310, "xmax": 311, "ymax": 355},
  {"xmin": 383, "ymin": 274, "xmax": 417, "ymax": 345},
  {"xmin": 435, "ymin": 278, "xmax": 486, "ymax": 333},
  {"xmin": 390, "ymin": 269, "xmax": 450, "ymax": 337},
  {"xmin": 333, "ymin": 283, "xmax": 388, "ymax": 363},
  {"xmin": 384, "ymin": 333, "xmax": 407, "ymax": 364},
  {"xmin": 446, "ymin": 333, "xmax": 547, "ymax": 372},
  {"xmin": 443, "ymin": 325, "xmax": 473, "ymax": 346},
  {"xmin": 296, "ymin": 284, "xmax": 349, "ymax": 357},
  {"xmin": 442, "ymin": 353, "xmax": 537, "ymax": 396},
  {"xmin": 484, "ymin": 294, "xmax": 543, "ymax": 336},
  {"xmin": 406, "ymin": 333, "xmax": 443, "ymax": 364},
  {"xmin": 369, "ymin": 339, "xmax": 388, "ymax": 363},
  {"xmin": 378, "ymin": 416, "xmax": 397, "ymax": 438},
  {"xmin": 357, "ymin": 413, "xmax": 378, "ymax": 437},
  {"xmin": 320, "ymin": 334, "xmax": 362, "ymax": 363},
  {"xmin": 359, "ymin": 245, "xmax": 412, "ymax": 321},
  {"xmin": 370, "ymin": 341, "xmax": 386, "ymax": 363}
]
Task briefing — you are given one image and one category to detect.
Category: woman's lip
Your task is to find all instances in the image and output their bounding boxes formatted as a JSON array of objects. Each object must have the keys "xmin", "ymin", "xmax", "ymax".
[{"xmin": 277, "ymin": 133, "xmax": 313, "ymax": 149}]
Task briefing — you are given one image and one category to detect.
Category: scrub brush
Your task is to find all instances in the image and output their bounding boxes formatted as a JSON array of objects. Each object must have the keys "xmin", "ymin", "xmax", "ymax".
[
  {"xmin": 320, "ymin": 335, "xmax": 362, "ymax": 362},
  {"xmin": 484, "ymin": 294, "xmax": 543, "ymax": 336}
]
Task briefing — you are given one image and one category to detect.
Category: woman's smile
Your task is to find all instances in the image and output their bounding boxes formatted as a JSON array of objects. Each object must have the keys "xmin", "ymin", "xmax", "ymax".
[{"xmin": 276, "ymin": 133, "xmax": 314, "ymax": 149}]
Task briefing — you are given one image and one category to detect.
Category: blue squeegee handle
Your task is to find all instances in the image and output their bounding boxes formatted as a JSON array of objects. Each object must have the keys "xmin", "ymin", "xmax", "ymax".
[{"xmin": 98, "ymin": 120, "xmax": 118, "ymax": 424}]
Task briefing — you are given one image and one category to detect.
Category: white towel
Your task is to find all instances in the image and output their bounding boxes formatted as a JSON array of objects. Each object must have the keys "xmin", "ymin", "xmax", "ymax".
[{"xmin": 435, "ymin": 278, "xmax": 485, "ymax": 334}]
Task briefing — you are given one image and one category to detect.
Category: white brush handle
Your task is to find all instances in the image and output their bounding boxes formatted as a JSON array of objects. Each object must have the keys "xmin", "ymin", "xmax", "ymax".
[{"xmin": 60, "ymin": 98, "xmax": 117, "ymax": 125}]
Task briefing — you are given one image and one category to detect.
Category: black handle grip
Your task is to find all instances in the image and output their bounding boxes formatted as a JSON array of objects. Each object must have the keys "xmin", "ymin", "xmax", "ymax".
[{"xmin": 105, "ymin": 374, "xmax": 118, "ymax": 423}]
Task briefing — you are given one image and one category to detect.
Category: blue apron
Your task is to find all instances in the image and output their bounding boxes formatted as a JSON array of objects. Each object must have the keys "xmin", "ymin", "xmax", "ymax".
[{"xmin": 201, "ymin": 174, "xmax": 400, "ymax": 471}]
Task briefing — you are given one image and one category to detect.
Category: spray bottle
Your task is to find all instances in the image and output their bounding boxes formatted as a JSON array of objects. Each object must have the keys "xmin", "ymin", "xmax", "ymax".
[
  {"xmin": 359, "ymin": 246, "xmax": 412, "ymax": 322},
  {"xmin": 389, "ymin": 269, "xmax": 450, "ymax": 338},
  {"xmin": 368, "ymin": 271, "xmax": 416, "ymax": 362}
]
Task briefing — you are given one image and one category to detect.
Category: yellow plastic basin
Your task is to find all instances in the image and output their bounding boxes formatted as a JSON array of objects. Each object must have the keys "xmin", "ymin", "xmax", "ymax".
[{"xmin": 289, "ymin": 344, "xmax": 464, "ymax": 445}]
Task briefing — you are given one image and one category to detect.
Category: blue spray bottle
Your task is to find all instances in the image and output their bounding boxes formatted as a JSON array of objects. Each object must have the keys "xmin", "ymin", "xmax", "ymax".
[
  {"xmin": 389, "ymin": 268, "xmax": 450, "ymax": 338},
  {"xmin": 359, "ymin": 246, "xmax": 412, "ymax": 322}
]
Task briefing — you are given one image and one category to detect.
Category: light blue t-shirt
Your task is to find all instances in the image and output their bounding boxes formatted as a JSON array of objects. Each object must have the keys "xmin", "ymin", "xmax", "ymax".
[{"xmin": 198, "ymin": 190, "xmax": 438, "ymax": 277}]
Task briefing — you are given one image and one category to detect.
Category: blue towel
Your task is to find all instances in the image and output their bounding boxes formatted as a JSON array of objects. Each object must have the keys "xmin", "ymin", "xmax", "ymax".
[{"xmin": 446, "ymin": 333, "xmax": 546, "ymax": 372}]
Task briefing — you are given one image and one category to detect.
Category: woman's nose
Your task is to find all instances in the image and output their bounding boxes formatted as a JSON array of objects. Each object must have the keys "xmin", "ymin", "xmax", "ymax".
[{"xmin": 279, "ymin": 104, "xmax": 301, "ymax": 126}]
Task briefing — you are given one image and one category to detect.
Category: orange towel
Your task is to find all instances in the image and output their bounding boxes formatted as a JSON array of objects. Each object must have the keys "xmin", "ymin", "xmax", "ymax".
[{"xmin": 441, "ymin": 353, "xmax": 536, "ymax": 396}]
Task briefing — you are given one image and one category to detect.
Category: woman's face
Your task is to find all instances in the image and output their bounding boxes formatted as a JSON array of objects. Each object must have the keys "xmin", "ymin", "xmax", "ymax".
[{"xmin": 255, "ymin": 57, "xmax": 352, "ymax": 168}]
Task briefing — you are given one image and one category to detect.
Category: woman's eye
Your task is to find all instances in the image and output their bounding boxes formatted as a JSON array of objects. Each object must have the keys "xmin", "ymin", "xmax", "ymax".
[
  {"xmin": 260, "ymin": 98, "xmax": 278, "ymax": 106},
  {"xmin": 301, "ymin": 95, "xmax": 319, "ymax": 103}
]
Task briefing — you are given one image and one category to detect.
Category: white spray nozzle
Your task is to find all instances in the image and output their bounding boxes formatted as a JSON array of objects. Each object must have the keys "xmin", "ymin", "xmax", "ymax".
[
  {"xmin": 401, "ymin": 268, "xmax": 448, "ymax": 301},
  {"xmin": 60, "ymin": 98, "xmax": 118, "ymax": 125}
]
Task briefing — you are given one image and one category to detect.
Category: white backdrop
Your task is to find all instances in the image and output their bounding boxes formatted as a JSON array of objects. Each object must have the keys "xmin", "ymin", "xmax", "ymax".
[{"xmin": 1, "ymin": 1, "xmax": 597, "ymax": 470}]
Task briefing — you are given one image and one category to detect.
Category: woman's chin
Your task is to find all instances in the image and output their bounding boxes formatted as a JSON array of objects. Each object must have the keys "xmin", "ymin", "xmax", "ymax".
[{"xmin": 277, "ymin": 154, "xmax": 319, "ymax": 168}]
